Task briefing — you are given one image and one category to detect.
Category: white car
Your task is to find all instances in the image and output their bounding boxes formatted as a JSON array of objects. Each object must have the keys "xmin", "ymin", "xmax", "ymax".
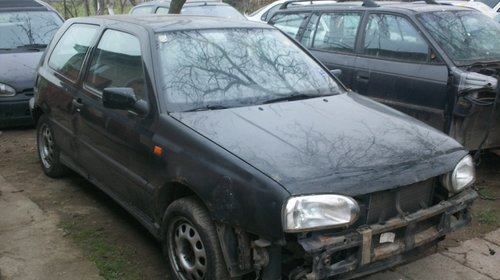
[{"xmin": 246, "ymin": 0, "xmax": 337, "ymax": 22}]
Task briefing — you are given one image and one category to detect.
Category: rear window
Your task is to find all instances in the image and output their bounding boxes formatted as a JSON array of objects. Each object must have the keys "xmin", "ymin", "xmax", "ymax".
[
  {"xmin": 181, "ymin": 5, "xmax": 245, "ymax": 19},
  {"xmin": 0, "ymin": 11, "xmax": 62, "ymax": 50},
  {"xmin": 271, "ymin": 13, "xmax": 310, "ymax": 39},
  {"xmin": 48, "ymin": 24, "xmax": 98, "ymax": 81},
  {"xmin": 130, "ymin": 5, "xmax": 154, "ymax": 14}
]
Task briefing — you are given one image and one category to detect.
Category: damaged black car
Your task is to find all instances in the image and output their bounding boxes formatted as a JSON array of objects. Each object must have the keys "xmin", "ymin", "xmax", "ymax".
[
  {"xmin": 32, "ymin": 15, "xmax": 477, "ymax": 280},
  {"xmin": 269, "ymin": 1, "xmax": 500, "ymax": 152}
]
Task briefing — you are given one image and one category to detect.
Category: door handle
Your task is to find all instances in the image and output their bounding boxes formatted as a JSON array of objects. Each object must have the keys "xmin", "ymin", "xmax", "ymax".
[
  {"xmin": 357, "ymin": 72, "xmax": 370, "ymax": 83},
  {"xmin": 72, "ymin": 98, "xmax": 83, "ymax": 112}
]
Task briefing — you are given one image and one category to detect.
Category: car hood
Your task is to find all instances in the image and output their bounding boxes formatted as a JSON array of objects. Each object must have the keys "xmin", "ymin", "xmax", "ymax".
[
  {"xmin": 0, "ymin": 51, "xmax": 43, "ymax": 91},
  {"xmin": 171, "ymin": 93, "xmax": 467, "ymax": 196}
]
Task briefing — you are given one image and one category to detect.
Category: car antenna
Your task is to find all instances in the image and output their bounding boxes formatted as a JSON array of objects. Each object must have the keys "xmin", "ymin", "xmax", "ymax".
[{"xmin": 362, "ymin": 0, "xmax": 379, "ymax": 8}]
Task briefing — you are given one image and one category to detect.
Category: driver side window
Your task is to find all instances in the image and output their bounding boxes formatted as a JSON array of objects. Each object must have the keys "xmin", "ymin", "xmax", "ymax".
[{"xmin": 85, "ymin": 29, "xmax": 146, "ymax": 101}]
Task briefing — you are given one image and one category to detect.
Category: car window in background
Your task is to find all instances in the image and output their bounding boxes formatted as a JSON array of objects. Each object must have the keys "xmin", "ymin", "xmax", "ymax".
[
  {"xmin": 418, "ymin": 11, "xmax": 500, "ymax": 65},
  {"xmin": 130, "ymin": 5, "xmax": 153, "ymax": 14},
  {"xmin": 272, "ymin": 13, "xmax": 309, "ymax": 39},
  {"xmin": 312, "ymin": 12, "xmax": 361, "ymax": 53},
  {"xmin": 479, "ymin": 0, "xmax": 498, "ymax": 8},
  {"xmin": 261, "ymin": 3, "xmax": 281, "ymax": 21},
  {"xmin": 48, "ymin": 24, "xmax": 98, "ymax": 81},
  {"xmin": 157, "ymin": 28, "xmax": 342, "ymax": 112},
  {"xmin": 85, "ymin": 30, "xmax": 146, "ymax": 100},
  {"xmin": 156, "ymin": 6, "xmax": 169, "ymax": 14},
  {"xmin": 364, "ymin": 14, "xmax": 429, "ymax": 62},
  {"xmin": 181, "ymin": 5, "xmax": 245, "ymax": 19},
  {"xmin": 0, "ymin": 11, "xmax": 62, "ymax": 50}
]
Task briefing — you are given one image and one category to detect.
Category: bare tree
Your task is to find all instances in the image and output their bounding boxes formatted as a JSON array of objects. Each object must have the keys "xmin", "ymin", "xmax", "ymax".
[{"xmin": 83, "ymin": 0, "xmax": 90, "ymax": 16}]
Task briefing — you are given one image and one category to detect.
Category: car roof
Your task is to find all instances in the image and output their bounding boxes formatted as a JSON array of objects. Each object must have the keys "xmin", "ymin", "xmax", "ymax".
[
  {"xmin": 277, "ymin": 0, "xmax": 476, "ymax": 14},
  {"xmin": 75, "ymin": 14, "xmax": 272, "ymax": 32},
  {"xmin": 0, "ymin": 0, "xmax": 56, "ymax": 11}
]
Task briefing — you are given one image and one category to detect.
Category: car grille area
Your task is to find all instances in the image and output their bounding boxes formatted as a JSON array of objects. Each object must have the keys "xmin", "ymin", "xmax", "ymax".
[{"xmin": 357, "ymin": 179, "xmax": 436, "ymax": 225}]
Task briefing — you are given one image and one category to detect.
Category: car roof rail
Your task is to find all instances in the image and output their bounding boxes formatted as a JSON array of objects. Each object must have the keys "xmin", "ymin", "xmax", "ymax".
[{"xmin": 279, "ymin": 0, "xmax": 337, "ymax": 10}]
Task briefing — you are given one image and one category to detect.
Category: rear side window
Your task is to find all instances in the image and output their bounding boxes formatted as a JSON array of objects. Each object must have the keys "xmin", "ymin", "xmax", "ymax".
[
  {"xmin": 272, "ymin": 13, "xmax": 309, "ymax": 39},
  {"xmin": 130, "ymin": 5, "xmax": 153, "ymax": 14},
  {"xmin": 85, "ymin": 30, "xmax": 146, "ymax": 100},
  {"xmin": 311, "ymin": 12, "xmax": 361, "ymax": 53},
  {"xmin": 262, "ymin": 4, "xmax": 282, "ymax": 22},
  {"xmin": 156, "ymin": 6, "xmax": 169, "ymax": 14},
  {"xmin": 48, "ymin": 24, "xmax": 98, "ymax": 81},
  {"xmin": 363, "ymin": 14, "xmax": 429, "ymax": 62}
]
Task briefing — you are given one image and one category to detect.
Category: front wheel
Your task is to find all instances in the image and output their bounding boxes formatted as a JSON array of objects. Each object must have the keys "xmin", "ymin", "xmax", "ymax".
[
  {"xmin": 163, "ymin": 196, "xmax": 229, "ymax": 280},
  {"xmin": 36, "ymin": 114, "xmax": 68, "ymax": 177}
]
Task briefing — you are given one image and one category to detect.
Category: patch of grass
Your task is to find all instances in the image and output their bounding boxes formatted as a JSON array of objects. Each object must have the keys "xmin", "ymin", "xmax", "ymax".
[
  {"xmin": 60, "ymin": 221, "xmax": 142, "ymax": 280},
  {"xmin": 478, "ymin": 209, "xmax": 500, "ymax": 226},
  {"xmin": 478, "ymin": 187, "xmax": 499, "ymax": 200}
]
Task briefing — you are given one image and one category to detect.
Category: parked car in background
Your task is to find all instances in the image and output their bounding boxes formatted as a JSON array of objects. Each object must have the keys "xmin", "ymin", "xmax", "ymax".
[
  {"xmin": 129, "ymin": 0, "xmax": 245, "ymax": 19},
  {"xmin": 414, "ymin": 0, "xmax": 496, "ymax": 18},
  {"xmin": 32, "ymin": 13, "xmax": 477, "ymax": 280},
  {"xmin": 270, "ymin": 1, "xmax": 500, "ymax": 151},
  {"xmin": 246, "ymin": 0, "xmax": 337, "ymax": 22},
  {"xmin": 0, "ymin": 0, "xmax": 63, "ymax": 128},
  {"xmin": 479, "ymin": 0, "xmax": 500, "ymax": 11}
]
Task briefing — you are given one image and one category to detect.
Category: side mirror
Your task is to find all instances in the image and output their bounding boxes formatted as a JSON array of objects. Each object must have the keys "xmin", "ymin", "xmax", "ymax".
[
  {"xmin": 103, "ymin": 87, "xmax": 148, "ymax": 115},
  {"xmin": 330, "ymin": 69, "xmax": 342, "ymax": 79}
]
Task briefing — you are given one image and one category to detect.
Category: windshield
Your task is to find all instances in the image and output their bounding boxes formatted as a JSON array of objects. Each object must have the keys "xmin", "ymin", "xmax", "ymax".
[
  {"xmin": 0, "ymin": 11, "xmax": 63, "ymax": 50},
  {"xmin": 181, "ymin": 5, "xmax": 245, "ymax": 19},
  {"xmin": 418, "ymin": 10, "xmax": 500, "ymax": 66},
  {"xmin": 157, "ymin": 28, "xmax": 342, "ymax": 112}
]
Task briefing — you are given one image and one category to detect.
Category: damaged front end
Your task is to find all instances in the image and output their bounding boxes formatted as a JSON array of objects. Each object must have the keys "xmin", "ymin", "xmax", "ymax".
[
  {"xmin": 284, "ymin": 187, "xmax": 476, "ymax": 280},
  {"xmin": 449, "ymin": 65, "xmax": 500, "ymax": 151}
]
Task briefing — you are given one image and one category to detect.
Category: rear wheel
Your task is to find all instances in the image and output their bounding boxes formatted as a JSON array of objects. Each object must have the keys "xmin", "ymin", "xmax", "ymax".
[
  {"xmin": 163, "ymin": 196, "xmax": 229, "ymax": 280},
  {"xmin": 36, "ymin": 115, "xmax": 68, "ymax": 177}
]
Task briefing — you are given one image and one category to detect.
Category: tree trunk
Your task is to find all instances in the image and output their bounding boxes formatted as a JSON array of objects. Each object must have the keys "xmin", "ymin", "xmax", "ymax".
[
  {"xmin": 107, "ymin": 0, "xmax": 115, "ymax": 15},
  {"xmin": 128, "ymin": 0, "xmax": 136, "ymax": 6},
  {"xmin": 83, "ymin": 0, "xmax": 90, "ymax": 16},
  {"xmin": 168, "ymin": 0, "xmax": 186, "ymax": 14},
  {"xmin": 97, "ymin": 0, "xmax": 105, "ymax": 15}
]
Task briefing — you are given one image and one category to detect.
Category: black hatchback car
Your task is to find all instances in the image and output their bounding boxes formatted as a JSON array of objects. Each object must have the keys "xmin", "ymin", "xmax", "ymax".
[
  {"xmin": 0, "ymin": 0, "xmax": 63, "ymax": 128},
  {"xmin": 32, "ymin": 15, "xmax": 476, "ymax": 280},
  {"xmin": 269, "ymin": 0, "xmax": 500, "ymax": 152}
]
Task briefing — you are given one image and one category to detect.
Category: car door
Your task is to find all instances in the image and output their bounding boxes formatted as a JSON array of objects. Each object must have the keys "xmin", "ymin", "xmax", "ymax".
[
  {"xmin": 302, "ymin": 11, "xmax": 363, "ymax": 87},
  {"xmin": 75, "ymin": 28, "xmax": 156, "ymax": 217},
  {"xmin": 352, "ymin": 12, "xmax": 449, "ymax": 130},
  {"xmin": 39, "ymin": 23, "xmax": 99, "ymax": 159}
]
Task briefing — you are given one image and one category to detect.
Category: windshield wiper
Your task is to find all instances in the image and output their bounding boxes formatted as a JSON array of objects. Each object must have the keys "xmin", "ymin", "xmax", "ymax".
[
  {"xmin": 184, "ymin": 105, "xmax": 229, "ymax": 112},
  {"xmin": 262, "ymin": 93, "xmax": 316, "ymax": 104},
  {"xmin": 17, "ymin": 43, "xmax": 47, "ymax": 50},
  {"xmin": 466, "ymin": 61, "xmax": 500, "ymax": 70}
]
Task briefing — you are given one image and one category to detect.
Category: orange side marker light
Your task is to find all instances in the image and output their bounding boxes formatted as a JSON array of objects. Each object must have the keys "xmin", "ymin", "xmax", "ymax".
[{"xmin": 153, "ymin": 146, "xmax": 163, "ymax": 157}]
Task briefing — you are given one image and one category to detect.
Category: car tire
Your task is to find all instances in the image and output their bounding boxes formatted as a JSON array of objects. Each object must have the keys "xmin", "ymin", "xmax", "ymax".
[
  {"xmin": 36, "ymin": 114, "xmax": 68, "ymax": 177},
  {"xmin": 163, "ymin": 196, "xmax": 229, "ymax": 280}
]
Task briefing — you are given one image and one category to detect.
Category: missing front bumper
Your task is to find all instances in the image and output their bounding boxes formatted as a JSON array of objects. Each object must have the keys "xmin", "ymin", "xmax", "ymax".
[{"xmin": 295, "ymin": 188, "xmax": 477, "ymax": 280}]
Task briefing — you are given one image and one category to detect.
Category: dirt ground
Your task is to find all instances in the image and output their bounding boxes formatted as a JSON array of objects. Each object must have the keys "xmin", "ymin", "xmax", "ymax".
[{"xmin": 0, "ymin": 127, "xmax": 499, "ymax": 280}]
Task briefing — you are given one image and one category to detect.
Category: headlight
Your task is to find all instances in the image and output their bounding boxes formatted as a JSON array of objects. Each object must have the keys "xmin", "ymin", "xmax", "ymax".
[
  {"xmin": 0, "ymin": 83, "xmax": 16, "ymax": 97},
  {"xmin": 440, "ymin": 155, "xmax": 475, "ymax": 194},
  {"xmin": 283, "ymin": 195, "xmax": 359, "ymax": 232}
]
